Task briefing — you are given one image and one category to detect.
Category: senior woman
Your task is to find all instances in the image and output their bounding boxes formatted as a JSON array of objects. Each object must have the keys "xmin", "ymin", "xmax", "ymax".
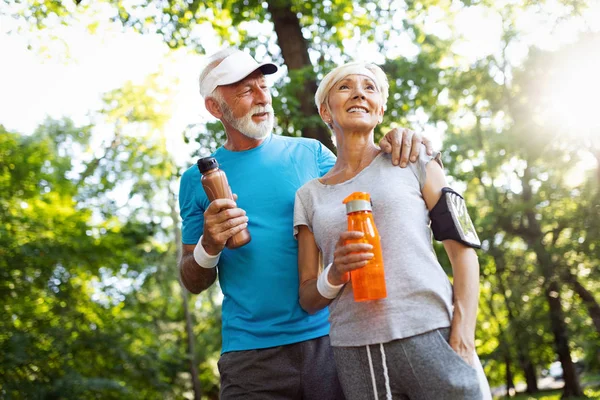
[{"xmin": 293, "ymin": 62, "xmax": 491, "ymax": 400}]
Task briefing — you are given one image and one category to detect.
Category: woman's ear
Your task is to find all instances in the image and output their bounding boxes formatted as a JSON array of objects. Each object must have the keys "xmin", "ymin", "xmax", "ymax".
[
  {"xmin": 319, "ymin": 103, "xmax": 332, "ymax": 124},
  {"xmin": 205, "ymin": 97, "xmax": 224, "ymax": 119},
  {"xmin": 377, "ymin": 105, "xmax": 385, "ymax": 124}
]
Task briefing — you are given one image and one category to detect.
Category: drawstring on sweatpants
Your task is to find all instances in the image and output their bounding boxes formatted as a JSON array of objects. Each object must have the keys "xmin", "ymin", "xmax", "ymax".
[
  {"xmin": 380, "ymin": 343, "xmax": 392, "ymax": 399},
  {"xmin": 366, "ymin": 345, "xmax": 378, "ymax": 399},
  {"xmin": 365, "ymin": 344, "xmax": 392, "ymax": 400}
]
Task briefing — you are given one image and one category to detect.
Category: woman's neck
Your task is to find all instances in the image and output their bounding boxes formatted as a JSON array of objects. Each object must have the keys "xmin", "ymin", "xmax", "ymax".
[{"xmin": 321, "ymin": 129, "xmax": 380, "ymax": 184}]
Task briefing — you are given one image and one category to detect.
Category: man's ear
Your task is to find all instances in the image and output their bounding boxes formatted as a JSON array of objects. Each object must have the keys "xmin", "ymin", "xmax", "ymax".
[{"xmin": 205, "ymin": 97, "xmax": 223, "ymax": 119}]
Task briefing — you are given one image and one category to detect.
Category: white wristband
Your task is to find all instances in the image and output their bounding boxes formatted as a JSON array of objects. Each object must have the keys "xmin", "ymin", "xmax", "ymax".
[
  {"xmin": 193, "ymin": 235, "xmax": 221, "ymax": 269},
  {"xmin": 317, "ymin": 263, "xmax": 345, "ymax": 299}
]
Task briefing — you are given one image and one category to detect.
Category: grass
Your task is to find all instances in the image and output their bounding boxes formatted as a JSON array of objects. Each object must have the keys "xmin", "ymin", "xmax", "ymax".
[
  {"xmin": 493, "ymin": 372, "xmax": 600, "ymax": 399},
  {"xmin": 494, "ymin": 386, "xmax": 600, "ymax": 400}
]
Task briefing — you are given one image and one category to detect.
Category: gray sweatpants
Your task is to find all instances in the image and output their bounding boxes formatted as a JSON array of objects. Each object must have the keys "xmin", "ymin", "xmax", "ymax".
[
  {"xmin": 332, "ymin": 328, "xmax": 490, "ymax": 400},
  {"xmin": 218, "ymin": 335, "xmax": 345, "ymax": 400}
]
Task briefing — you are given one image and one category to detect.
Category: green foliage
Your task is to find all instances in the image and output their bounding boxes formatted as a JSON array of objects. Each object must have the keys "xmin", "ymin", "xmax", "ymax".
[
  {"xmin": 440, "ymin": 29, "xmax": 600, "ymax": 391},
  {"xmin": 0, "ymin": 123, "xmax": 174, "ymax": 399},
  {"xmin": 2, "ymin": 0, "xmax": 600, "ymax": 397},
  {"xmin": 0, "ymin": 75, "xmax": 222, "ymax": 398}
]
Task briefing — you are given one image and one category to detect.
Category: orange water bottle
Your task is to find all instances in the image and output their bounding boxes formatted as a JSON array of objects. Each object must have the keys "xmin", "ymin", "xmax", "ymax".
[{"xmin": 343, "ymin": 192, "xmax": 386, "ymax": 302}]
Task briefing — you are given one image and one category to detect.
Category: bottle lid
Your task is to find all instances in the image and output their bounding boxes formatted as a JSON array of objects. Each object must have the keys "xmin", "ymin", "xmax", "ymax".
[
  {"xmin": 197, "ymin": 157, "xmax": 219, "ymax": 174},
  {"xmin": 343, "ymin": 192, "xmax": 372, "ymax": 214}
]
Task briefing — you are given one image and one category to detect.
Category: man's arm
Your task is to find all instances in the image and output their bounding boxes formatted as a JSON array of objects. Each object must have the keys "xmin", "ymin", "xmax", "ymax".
[
  {"xmin": 179, "ymin": 197, "xmax": 248, "ymax": 294},
  {"xmin": 180, "ymin": 244, "xmax": 217, "ymax": 294}
]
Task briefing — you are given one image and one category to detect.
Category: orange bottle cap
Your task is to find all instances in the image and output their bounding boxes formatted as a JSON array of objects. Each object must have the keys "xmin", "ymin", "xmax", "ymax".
[
  {"xmin": 343, "ymin": 192, "xmax": 371, "ymax": 203},
  {"xmin": 343, "ymin": 192, "xmax": 372, "ymax": 214}
]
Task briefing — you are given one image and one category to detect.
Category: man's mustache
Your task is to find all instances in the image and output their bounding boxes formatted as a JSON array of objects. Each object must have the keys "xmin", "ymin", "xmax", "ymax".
[{"xmin": 250, "ymin": 105, "xmax": 274, "ymax": 115}]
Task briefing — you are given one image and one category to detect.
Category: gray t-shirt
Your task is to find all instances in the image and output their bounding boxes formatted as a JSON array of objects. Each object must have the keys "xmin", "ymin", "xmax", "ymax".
[{"xmin": 294, "ymin": 148, "xmax": 453, "ymax": 347}]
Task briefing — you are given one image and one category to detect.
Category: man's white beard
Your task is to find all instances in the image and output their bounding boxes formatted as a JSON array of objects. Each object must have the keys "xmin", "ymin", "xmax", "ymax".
[{"xmin": 223, "ymin": 105, "xmax": 274, "ymax": 140}]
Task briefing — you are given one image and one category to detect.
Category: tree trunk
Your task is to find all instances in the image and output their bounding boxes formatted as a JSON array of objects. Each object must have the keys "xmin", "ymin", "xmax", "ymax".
[
  {"xmin": 505, "ymin": 354, "xmax": 514, "ymax": 398},
  {"xmin": 520, "ymin": 166, "xmax": 584, "ymax": 398},
  {"xmin": 182, "ymin": 288, "xmax": 202, "ymax": 400},
  {"xmin": 491, "ymin": 249, "xmax": 539, "ymax": 393},
  {"xmin": 267, "ymin": 0, "xmax": 336, "ymax": 152},
  {"xmin": 521, "ymin": 355, "xmax": 538, "ymax": 394},
  {"xmin": 482, "ymin": 285, "xmax": 515, "ymax": 397},
  {"xmin": 545, "ymin": 280, "xmax": 585, "ymax": 398},
  {"xmin": 527, "ymin": 241, "xmax": 583, "ymax": 398},
  {"xmin": 475, "ymin": 156, "xmax": 538, "ymax": 394},
  {"xmin": 171, "ymin": 191, "xmax": 202, "ymax": 400},
  {"xmin": 563, "ymin": 271, "xmax": 600, "ymax": 335}
]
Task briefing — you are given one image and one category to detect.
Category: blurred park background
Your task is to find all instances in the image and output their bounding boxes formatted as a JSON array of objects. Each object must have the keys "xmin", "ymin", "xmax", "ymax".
[{"xmin": 1, "ymin": 0, "xmax": 599, "ymax": 399}]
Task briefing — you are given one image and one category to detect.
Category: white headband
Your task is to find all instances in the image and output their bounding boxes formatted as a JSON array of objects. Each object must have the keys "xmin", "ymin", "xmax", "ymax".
[{"xmin": 315, "ymin": 62, "xmax": 389, "ymax": 110}]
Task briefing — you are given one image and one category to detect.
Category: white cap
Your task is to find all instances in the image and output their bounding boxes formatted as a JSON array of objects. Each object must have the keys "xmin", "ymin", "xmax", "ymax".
[{"xmin": 199, "ymin": 50, "xmax": 278, "ymax": 98}]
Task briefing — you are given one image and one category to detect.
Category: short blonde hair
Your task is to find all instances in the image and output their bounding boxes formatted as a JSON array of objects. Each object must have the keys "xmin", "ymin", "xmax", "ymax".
[{"xmin": 314, "ymin": 61, "xmax": 389, "ymax": 111}]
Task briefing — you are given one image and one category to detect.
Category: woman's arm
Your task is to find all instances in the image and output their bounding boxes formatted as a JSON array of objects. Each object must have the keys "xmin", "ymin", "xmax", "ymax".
[
  {"xmin": 297, "ymin": 225, "xmax": 333, "ymax": 314},
  {"xmin": 441, "ymin": 241, "xmax": 479, "ymax": 366},
  {"xmin": 297, "ymin": 225, "xmax": 375, "ymax": 314},
  {"xmin": 422, "ymin": 160, "xmax": 480, "ymax": 366}
]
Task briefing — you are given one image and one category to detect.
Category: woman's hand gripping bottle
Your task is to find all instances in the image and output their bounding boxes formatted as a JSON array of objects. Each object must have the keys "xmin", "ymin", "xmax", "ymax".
[
  {"xmin": 197, "ymin": 157, "xmax": 251, "ymax": 249},
  {"xmin": 343, "ymin": 192, "xmax": 386, "ymax": 301}
]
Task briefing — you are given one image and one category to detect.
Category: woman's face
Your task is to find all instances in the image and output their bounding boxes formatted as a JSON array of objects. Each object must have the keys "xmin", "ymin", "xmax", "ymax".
[{"xmin": 322, "ymin": 74, "xmax": 384, "ymax": 132}]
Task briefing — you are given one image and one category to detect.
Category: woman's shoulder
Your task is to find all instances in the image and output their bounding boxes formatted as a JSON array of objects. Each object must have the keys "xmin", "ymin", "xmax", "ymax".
[
  {"xmin": 409, "ymin": 146, "xmax": 443, "ymax": 188},
  {"xmin": 295, "ymin": 178, "xmax": 324, "ymax": 215},
  {"xmin": 415, "ymin": 145, "xmax": 442, "ymax": 167},
  {"xmin": 296, "ymin": 177, "xmax": 322, "ymax": 197},
  {"xmin": 375, "ymin": 145, "xmax": 441, "ymax": 167}
]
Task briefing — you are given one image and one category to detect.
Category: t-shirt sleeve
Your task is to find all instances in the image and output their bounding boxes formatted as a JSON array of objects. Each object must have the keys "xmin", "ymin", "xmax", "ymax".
[
  {"xmin": 410, "ymin": 145, "xmax": 443, "ymax": 189},
  {"xmin": 293, "ymin": 188, "xmax": 312, "ymax": 238},
  {"xmin": 317, "ymin": 142, "xmax": 336, "ymax": 177},
  {"xmin": 179, "ymin": 171, "xmax": 205, "ymax": 245}
]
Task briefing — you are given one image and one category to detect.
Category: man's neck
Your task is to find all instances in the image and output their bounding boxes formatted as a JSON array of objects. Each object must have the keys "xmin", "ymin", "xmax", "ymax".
[{"xmin": 223, "ymin": 128, "xmax": 269, "ymax": 152}]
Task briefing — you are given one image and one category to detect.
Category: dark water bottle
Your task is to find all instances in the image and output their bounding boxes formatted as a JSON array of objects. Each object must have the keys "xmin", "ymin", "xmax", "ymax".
[{"xmin": 197, "ymin": 157, "xmax": 251, "ymax": 249}]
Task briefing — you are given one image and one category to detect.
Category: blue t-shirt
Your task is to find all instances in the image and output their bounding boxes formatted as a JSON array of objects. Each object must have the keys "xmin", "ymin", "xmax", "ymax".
[{"xmin": 179, "ymin": 134, "xmax": 336, "ymax": 353}]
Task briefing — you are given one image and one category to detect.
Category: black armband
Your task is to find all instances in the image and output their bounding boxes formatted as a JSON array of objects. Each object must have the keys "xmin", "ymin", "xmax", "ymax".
[{"xmin": 429, "ymin": 187, "xmax": 481, "ymax": 249}]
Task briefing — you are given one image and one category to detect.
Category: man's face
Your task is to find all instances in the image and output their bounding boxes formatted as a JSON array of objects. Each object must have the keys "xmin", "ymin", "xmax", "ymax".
[{"xmin": 218, "ymin": 70, "xmax": 274, "ymax": 139}]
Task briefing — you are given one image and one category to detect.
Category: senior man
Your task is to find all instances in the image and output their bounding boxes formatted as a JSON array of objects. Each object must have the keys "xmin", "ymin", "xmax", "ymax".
[{"xmin": 179, "ymin": 48, "xmax": 433, "ymax": 399}]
